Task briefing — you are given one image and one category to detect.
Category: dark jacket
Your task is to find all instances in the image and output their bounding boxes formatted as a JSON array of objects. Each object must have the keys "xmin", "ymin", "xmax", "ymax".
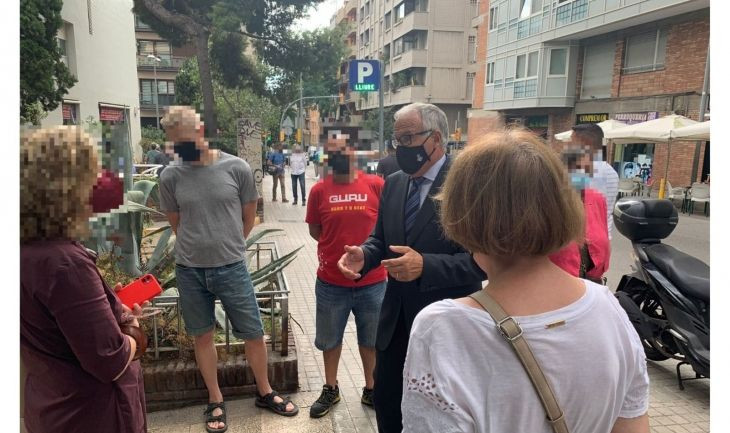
[
  {"xmin": 376, "ymin": 154, "xmax": 400, "ymax": 179},
  {"xmin": 359, "ymin": 156, "xmax": 486, "ymax": 350}
]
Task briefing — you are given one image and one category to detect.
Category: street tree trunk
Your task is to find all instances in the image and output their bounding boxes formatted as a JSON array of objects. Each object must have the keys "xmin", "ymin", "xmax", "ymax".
[{"xmin": 195, "ymin": 30, "xmax": 218, "ymax": 138}]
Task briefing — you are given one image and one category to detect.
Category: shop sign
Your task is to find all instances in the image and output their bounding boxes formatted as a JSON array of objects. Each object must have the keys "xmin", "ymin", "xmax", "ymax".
[
  {"xmin": 614, "ymin": 111, "xmax": 659, "ymax": 125},
  {"xmin": 576, "ymin": 113, "xmax": 608, "ymax": 123},
  {"xmin": 99, "ymin": 106, "xmax": 125, "ymax": 122}
]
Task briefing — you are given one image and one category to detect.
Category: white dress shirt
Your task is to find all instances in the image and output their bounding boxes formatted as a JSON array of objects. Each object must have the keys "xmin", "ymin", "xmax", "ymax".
[{"xmin": 591, "ymin": 160, "xmax": 620, "ymax": 239}]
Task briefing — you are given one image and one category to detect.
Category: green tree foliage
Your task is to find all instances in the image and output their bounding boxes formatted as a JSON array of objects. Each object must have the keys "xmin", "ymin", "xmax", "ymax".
[
  {"xmin": 133, "ymin": 0, "xmax": 319, "ymax": 136},
  {"xmin": 20, "ymin": 0, "xmax": 77, "ymax": 124},
  {"xmin": 175, "ymin": 58, "xmax": 202, "ymax": 107},
  {"xmin": 363, "ymin": 106, "xmax": 397, "ymax": 142},
  {"xmin": 139, "ymin": 126, "xmax": 166, "ymax": 153}
]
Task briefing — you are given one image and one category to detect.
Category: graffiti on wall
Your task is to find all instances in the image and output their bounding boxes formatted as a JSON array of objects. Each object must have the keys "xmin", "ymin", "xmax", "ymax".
[{"xmin": 237, "ymin": 118, "xmax": 264, "ymax": 196}]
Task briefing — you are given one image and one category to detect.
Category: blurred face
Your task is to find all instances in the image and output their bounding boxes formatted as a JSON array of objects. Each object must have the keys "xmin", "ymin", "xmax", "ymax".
[
  {"xmin": 165, "ymin": 118, "xmax": 207, "ymax": 163},
  {"xmin": 325, "ymin": 134, "xmax": 356, "ymax": 182}
]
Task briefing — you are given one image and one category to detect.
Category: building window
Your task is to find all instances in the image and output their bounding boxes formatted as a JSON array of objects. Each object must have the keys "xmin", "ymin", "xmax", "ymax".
[
  {"xmin": 466, "ymin": 72, "xmax": 475, "ymax": 100},
  {"xmin": 62, "ymin": 103, "xmax": 79, "ymax": 125},
  {"xmin": 385, "ymin": 12, "xmax": 392, "ymax": 29},
  {"xmin": 486, "ymin": 62, "xmax": 495, "ymax": 84},
  {"xmin": 549, "ymin": 48, "xmax": 567, "ymax": 75},
  {"xmin": 360, "ymin": 6, "xmax": 365, "ymax": 21},
  {"xmin": 623, "ymin": 29, "xmax": 667, "ymax": 74},
  {"xmin": 489, "ymin": 6, "xmax": 497, "ymax": 31},
  {"xmin": 364, "ymin": 2, "xmax": 370, "ymax": 17},
  {"xmin": 137, "ymin": 40, "xmax": 172, "ymax": 62},
  {"xmin": 393, "ymin": 31, "xmax": 427, "ymax": 55},
  {"xmin": 516, "ymin": 51, "xmax": 538, "ymax": 79},
  {"xmin": 467, "ymin": 36, "xmax": 476, "ymax": 64},
  {"xmin": 140, "ymin": 79, "xmax": 176, "ymax": 106},
  {"xmin": 519, "ymin": 0, "xmax": 542, "ymax": 20},
  {"xmin": 555, "ymin": 0, "xmax": 587, "ymax": 26},
  {"xmin": 57, "ymin": 37, "xmax": 68, "ymax": 66},
  {"xmin": 581, "ymin": 40, "xmax": 614, "ymax": 99}
]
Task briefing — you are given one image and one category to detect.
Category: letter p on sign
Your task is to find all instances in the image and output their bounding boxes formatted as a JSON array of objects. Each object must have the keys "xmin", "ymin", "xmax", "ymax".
[{"xmin": 357, "ymin": 62, "xmax": 373, "ymax": 83}]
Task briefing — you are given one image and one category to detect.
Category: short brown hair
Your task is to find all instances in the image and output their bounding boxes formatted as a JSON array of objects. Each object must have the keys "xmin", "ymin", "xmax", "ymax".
[
  {"xmin": 21, "ymin": 126, "xmax": 99, "ymax": 243},
  {"xmin": 438, "ymin": 129, "xmax": 584, "ymax": 257}
]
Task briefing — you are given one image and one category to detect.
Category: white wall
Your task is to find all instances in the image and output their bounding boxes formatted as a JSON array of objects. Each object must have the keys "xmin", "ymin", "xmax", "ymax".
[{"xmin": 40, "ymin": 0, "xmax": 143, "ymax": 161}]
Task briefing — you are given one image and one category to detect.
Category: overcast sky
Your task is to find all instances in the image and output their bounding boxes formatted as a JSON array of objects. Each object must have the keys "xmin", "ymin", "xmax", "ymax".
[{"xmin": 293, "ymin": 0, "xmax": 342, "ymax": 32}]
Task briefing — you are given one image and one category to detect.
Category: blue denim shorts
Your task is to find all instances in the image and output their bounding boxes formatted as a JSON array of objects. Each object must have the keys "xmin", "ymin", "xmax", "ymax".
[
  {"xmin": 315, "ymin": 278, "xmax": 386, "ymax": 351},
  {"xmin": 175, "ymin": 260, "xmax": 264, "ymax": 341}
]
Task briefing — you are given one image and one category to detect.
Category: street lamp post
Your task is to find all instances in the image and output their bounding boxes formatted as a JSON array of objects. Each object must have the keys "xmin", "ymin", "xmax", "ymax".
[{"xmin": 147, "ymin": 54, "xmax": 162, "ymax": 129}]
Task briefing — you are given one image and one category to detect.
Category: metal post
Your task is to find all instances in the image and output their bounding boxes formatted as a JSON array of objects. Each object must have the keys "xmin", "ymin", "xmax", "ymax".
[
  {"xmin": 153, "ymin": 61, "xmax": 160, "ymax": 129},
  {"xmin": 299, "ymin": 73, "xmax": 304, "ymax": 144},
  {"xmin": 691, "ymin": 47, "xmax": 710, "ymax": 183},
  {"xmin": 378, "ymin": 60, "xmax": 384, "ymax": 159}
]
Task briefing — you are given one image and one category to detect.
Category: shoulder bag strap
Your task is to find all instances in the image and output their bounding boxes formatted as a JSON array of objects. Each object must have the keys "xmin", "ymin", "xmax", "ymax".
[{"xmin": 469, "ymin": 290, "xmax": 569, "ymax": 433}]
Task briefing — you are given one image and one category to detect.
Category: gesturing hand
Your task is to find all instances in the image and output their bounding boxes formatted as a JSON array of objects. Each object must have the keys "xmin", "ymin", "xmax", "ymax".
[
  {"xmin": 338, "ymin": 245, "xmax": 365, "ymax": 280},
  {"xmin": 381, "ymin": 246, "xmax": 423, "ymax": 282}
]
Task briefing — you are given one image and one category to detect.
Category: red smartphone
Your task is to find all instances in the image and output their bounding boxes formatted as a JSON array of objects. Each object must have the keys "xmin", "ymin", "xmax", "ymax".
[{"xmin": 116, "ymin": 274, "xmax": 162, "ymax": 309}]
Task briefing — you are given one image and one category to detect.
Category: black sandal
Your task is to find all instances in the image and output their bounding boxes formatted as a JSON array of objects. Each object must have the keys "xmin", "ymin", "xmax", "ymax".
[
  {"xmin": 255, "ymin": 390, "xmax": 300, "ymax": 417},
  {"xmin": 203, "ymin": 401, "xmax": 227, "ymax": 433}
]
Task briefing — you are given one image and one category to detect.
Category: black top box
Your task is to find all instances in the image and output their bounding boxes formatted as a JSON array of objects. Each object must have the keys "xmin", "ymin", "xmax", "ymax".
[{"xmin": 613, "ymin": 198, "xmax": 678, "ymax": 242}]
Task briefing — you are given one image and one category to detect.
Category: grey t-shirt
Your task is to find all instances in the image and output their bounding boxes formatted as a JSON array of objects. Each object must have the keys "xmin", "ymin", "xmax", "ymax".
[{"xmin": 159, "ymin": 152, "xmax": 259, "ymax": 267}]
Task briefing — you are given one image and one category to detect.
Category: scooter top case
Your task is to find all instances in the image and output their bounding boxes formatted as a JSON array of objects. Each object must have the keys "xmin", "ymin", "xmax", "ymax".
[{"xmin": 614, "ymin": 198, "xmax": 678, "ymax": 242}]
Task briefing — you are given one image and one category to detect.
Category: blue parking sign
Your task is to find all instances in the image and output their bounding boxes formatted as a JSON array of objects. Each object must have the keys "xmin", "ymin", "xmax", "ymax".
[{"xmin": 349, "ymin": 59, "xmax": 380, "ymax": 92}]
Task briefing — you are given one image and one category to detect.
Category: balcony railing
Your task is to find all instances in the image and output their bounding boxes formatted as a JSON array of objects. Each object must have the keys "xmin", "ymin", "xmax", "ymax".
[
  {"xmin": 140, "ymin": 94, "xmax": 176, "ymax": 109},
  {"xmin": 137, "ymin": 55, "xmax": 186, "ymax": 70}
]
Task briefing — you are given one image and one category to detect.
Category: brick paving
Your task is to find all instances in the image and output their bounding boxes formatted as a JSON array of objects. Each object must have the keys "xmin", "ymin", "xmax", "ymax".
[{"xmin": 142, "ymin": 164, "xmax": 709, "ymax": 433}]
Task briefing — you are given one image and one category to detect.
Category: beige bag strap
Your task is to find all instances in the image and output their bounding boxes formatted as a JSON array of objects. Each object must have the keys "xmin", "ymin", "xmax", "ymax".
[{"xmin": 469, "ymin": 290, "xmax": 569, "ymax": 433}]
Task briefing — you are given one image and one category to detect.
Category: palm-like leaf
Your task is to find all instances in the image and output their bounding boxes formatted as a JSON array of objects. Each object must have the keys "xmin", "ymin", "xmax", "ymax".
[{"xmin": 245, "ymin": 228, "xmax": 284, "ymax": 249}]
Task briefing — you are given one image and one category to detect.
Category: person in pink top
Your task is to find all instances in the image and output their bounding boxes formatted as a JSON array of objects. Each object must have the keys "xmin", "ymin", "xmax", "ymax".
[{"xmin": 549, "ymin": 141, "xmax": 610, "ymax": 283}]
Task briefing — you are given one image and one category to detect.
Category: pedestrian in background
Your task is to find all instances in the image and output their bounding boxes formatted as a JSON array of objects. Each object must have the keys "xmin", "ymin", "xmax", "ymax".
[
  {"xmin": 290, "ymin": 145, "xmax": 308, "ymax": 206},
  {"xmin": 376, "ymin": 141, "xmax": 400, "ymax": 179},
  {"xmin": 159, "ymin": 107, "xmax": 299, "ymax": 432},
  {"xmin": 21, "ymin": 126, "xmax": 148, "ymax": 433},
  {"xmin": 549, "ymin": 138, "xmax": 610, "ymax": 284},
  {"xmin": 305, "ymin": 133, "xmax": 387, "ymax": 418},
  {"xmin": 268, "ymin": 143, "xmax": 288, "ymax": 202},
  {"xmin": 145, "ymin": 142, "xmax": 162, "ymax": 164},
  {"xmin": 337, "ymin": 103, "xmax": 486, "ymax": 433},
  {"xmin": 401, "ymin": 129, "xmax": 649, "ymax": 433},
  {"xmin": 572, "ymin": 123, "xmax": 619, "ymax": 239}
]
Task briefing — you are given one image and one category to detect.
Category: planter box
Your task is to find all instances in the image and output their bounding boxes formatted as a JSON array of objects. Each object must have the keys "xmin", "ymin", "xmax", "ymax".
[{"xmin": 143, "ymin": 326, "xmax": 298, "ymax": 412}]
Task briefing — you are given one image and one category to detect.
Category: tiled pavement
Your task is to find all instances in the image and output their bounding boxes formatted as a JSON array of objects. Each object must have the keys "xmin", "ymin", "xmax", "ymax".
[{"xmin": 143, "ymin": 164, "xmax": 709, "ymax": 433}]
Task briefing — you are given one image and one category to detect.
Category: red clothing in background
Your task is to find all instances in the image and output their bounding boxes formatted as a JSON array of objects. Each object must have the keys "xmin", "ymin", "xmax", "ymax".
[
  {"xmin": 21, "ymin": 240, "xmax": 146, "ymax": 433},
  {"xmin": 306, "ymin": 171, "xmax": 387, "ymax": 287},
  {"xmin": 550, "ymin": 188, "xmax": 610, "ymax": 280}
]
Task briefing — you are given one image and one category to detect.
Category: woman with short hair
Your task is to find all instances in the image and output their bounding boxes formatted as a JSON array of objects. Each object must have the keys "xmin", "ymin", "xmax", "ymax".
[
  {"xmin": 21, "ymin": 126, "xmax": 148, "ymax": 433},
  {"xmin": 401, "ymin": 129, "xmax": 649, "ymax": 433}
]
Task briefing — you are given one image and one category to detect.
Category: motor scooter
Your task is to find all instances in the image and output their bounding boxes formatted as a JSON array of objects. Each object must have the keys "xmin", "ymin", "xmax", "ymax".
[{"xmin": 613, "ymin": 199, "xmax": 709, "ymax": 390}]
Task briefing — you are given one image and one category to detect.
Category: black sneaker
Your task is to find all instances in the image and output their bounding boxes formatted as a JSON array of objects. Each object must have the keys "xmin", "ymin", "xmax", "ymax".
[
  {"xmin": 292, "ymin": 200, "xmax": 298, "ymax": 205},
  {"xmin": 309, "ymin": 384, "xmax": 340, "ymax": 418},
  {"xmin": 361, "ymin": 387, "xmax": 374, "ymax": 406},
  {"xmin": 302, "ymin": 200, "xmax": 306, "ymax": 207}
]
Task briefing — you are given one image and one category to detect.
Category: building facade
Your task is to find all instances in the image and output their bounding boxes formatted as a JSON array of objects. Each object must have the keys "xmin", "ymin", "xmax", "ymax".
[
  {"xmin": 134, "ymin": 15, "xmax": 196, "ymax": 129},
  {"xmin": 469, "ymin": 0, "xmax": 710, "ymax": 186},
  {"xmin": 41, "ymin": 0, "xmax": 143, "ymax": 160},
  {"xmin": 355, "ymin": 0, "xmax": 481, "ymax": 139}
]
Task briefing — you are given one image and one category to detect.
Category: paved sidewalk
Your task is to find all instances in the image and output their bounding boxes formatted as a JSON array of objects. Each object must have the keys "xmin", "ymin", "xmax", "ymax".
[{"xmin": 147, "ymin": 164, "xmax": 710, "ymax": 433}]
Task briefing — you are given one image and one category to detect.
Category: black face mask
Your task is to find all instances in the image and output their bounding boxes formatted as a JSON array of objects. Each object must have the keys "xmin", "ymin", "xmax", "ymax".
[
  {"xmin": 396, "ymin": 141, "xmax": 437, "ymax": 175},
  {"xmin": 327, "ymin": 153, "xmax": 351, "ymax": 175},
  {"xmin": 173, "ymin": 141, "xmax": 201, "ymax": 162}
]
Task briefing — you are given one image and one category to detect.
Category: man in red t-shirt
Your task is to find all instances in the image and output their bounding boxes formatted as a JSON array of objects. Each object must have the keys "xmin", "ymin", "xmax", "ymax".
[{"xmin": 305, "ymin": 133, "xmax": 387, "ymax": 418}]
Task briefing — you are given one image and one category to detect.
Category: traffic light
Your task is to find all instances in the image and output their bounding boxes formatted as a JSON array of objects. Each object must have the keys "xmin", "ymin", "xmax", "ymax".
[
  {"xmin": 296, "ymin": 128, "xmax": 302, "ymax": 143},
  {"xmin": 279, "ymin": 130, "xmax": 285, "ymax": 142},
  {"xmin": 454, "ymin": 128, "xmax": 462, "ymax": 142}
]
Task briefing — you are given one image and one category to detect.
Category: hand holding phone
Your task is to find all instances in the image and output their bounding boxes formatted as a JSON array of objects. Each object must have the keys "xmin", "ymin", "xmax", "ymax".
[{"xmin": 116, "ymin": 274, "xmax": 162, "ymax": 310}]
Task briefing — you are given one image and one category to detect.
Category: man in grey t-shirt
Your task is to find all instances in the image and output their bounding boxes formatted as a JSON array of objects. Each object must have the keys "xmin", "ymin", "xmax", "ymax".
[{"xmin": 159, "ymin": 107, "xmax": 299, "ymax": 431}]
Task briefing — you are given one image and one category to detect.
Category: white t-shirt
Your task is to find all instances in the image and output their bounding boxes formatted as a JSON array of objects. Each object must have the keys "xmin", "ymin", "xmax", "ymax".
[
  {"xmin": 290, "ymin": 152, "xmax": 308, "ymax": 175},
  {"xmin": 591, "ymin": 161, "xmax": 620, "ymax": 239},
  {"xmin": 402, "ymin": 281, "xmax": 649, "ymax": 433}
]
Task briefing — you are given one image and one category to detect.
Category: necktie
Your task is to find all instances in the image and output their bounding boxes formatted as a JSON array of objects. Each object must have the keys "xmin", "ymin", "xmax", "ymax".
[{"xmin": 404, "ymin": 177, "xmax": 425, "ymax": 235}]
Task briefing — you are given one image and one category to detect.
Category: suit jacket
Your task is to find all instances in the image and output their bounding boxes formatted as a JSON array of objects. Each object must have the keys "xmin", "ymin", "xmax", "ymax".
[{"xmin": 360, "ymin": 156, "xmax": 487, "ymax": 351}]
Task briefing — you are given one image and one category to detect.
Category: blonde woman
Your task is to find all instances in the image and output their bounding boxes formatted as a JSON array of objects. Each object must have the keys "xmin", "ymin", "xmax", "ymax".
[
  {"xmin": 401, "ymin": 129, "xmax": 649, "ymax": 433},
  {"xmin": 21, "ymin": 126, "xmax": 148, "ymax": 433}
]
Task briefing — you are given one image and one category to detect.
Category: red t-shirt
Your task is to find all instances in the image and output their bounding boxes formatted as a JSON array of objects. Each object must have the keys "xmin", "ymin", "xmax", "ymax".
[{"xmin": 306, "ymin": 171, "xmax": 387, "ymax": 287}]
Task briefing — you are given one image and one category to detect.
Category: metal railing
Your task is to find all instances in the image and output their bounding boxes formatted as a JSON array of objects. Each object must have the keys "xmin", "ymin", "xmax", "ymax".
[
  {"xmin": 146, "ymin": 240, "xmax": 291, "ymax": 359},
  {"xmin": 137, "ymin": 55, "xmax": 187, "ymax": 69}
]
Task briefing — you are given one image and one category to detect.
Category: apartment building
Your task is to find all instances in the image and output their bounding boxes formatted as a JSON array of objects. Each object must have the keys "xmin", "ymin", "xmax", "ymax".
[
  {"xmin": 134, "ymin": 15, "xmax": 195, "ymax": 129},
  {"xmin": 355, "ymin": 0, "xmax": 481, "ymax": 138},
  {"xmin": 469, "ymin": 0, "xmax": 710, "ymax": 186},
  {"xmin": 39, "ymin": 0, "xmax": 143, "ymax": 160}
]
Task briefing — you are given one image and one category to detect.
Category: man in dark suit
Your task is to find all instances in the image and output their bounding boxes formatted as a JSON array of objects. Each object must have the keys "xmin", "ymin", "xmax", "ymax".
[
  {"xmin": 338, "ymin": 103, "xmax": 486, "ymax": 433},
  {"xmin": 376, "ymin": 142, "xmax": 400, "ymax": 179}
]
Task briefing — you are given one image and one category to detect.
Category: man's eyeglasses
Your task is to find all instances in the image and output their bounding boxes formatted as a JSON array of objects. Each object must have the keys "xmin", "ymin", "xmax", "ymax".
[{"xmin": 392, "ymin": 130, "xmax": 433, "ymax": 147}]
